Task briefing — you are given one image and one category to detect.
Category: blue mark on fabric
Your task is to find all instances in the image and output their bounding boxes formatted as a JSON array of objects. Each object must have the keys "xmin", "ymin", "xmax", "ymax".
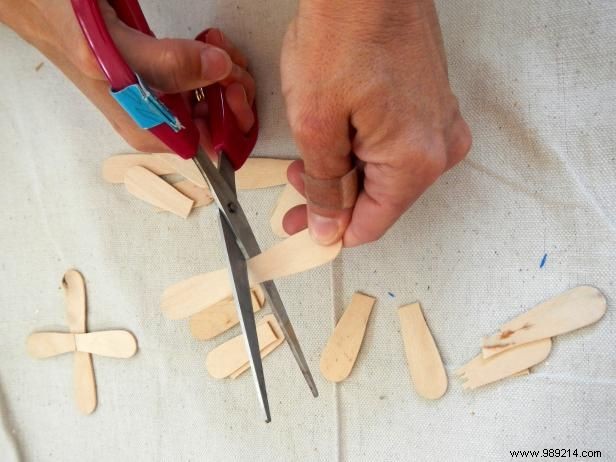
[
  {"xmin": 539, "ymin": 253, "xmax": 548, "ymax": 268},
  {"xmin": 110, "ymin": 74, "xmax": 183, "ymax": 132},
  {"xmin": 387, "ymin": 292, "xmax": 395, "ymax": 298}
]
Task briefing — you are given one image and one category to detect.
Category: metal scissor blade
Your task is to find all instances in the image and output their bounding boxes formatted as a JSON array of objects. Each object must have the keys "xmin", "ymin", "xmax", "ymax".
[
  {"xmin": 217, "ymin": 155, "xmax": 270, "ymax": 422},
  {"xmin": 193, "ymin": 148, "xmax": 319, "ymax": 397}
]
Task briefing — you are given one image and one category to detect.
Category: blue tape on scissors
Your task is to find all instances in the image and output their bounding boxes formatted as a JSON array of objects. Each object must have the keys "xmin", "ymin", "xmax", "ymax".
[{"xmin": 110, "ymin": 75, "xmax": 183, "ymax": 132}]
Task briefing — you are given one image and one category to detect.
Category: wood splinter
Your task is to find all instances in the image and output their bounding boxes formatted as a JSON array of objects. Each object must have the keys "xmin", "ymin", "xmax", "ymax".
[
  {"xmin": 457, "ymin": 339, "xmax": 551, "ymax": 389},
  {"xmin": 26, "ymin": 269, "xmax": 138, "ymax": 414},
  {"xmin": 398, "ymin": 302, "xmax": 448, "ymax": 400},
  {"xmin": 320, "ymin": 292, "xmax": 375, "ymax": 382}
]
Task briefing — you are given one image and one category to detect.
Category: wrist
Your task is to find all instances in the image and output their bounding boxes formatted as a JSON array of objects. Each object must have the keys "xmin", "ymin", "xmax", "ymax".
[{"xmin": 298, "ymin": 0, "xmax": 431, "ymax": 26}]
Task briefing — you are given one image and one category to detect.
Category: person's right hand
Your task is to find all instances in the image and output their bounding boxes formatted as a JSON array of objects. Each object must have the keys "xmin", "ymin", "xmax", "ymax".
[
  {"xmin": 0, "ymin": 0, "xmax": 256, "ymax": 153},
  {"xmin": 280, "ymin": 0, "xmax": 471, "ymax": 247}
]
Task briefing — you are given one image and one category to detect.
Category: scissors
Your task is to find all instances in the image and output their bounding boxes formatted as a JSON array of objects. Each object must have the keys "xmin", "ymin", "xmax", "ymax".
[{"xmin": 71, "ymin": 0, "xmax": 318, "ymax": 422}]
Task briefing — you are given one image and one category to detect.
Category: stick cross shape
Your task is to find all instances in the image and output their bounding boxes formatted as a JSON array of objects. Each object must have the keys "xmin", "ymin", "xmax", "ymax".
[{"xmin": 26, "ymin": 270, "xmax": 138, "ymax": 414}]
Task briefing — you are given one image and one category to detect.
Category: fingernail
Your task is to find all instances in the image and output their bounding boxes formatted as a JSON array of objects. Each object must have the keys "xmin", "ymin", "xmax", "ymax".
[
  {"xmin": 201, "ymin": 45, "xmax": 231, "ymax": 81},
  {"xmin": 308, "ymin": 212, "xmax": 341, "ymax": 245},
  {"xmin": 211, "ymin": 29, "xmax": 225, "ymax": 45}
]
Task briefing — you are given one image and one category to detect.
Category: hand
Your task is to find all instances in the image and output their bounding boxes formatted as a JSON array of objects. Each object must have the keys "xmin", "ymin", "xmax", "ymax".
[
  {"xmin": 280, "ymin": 0, "xmax": 471, "ymax": 246},
  {"xmin": 0, "ymin": 0, "xmax": 256, "ymax": 153}
]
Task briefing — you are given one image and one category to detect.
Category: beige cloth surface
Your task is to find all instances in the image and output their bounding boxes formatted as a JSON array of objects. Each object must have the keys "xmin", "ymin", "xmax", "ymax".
[{"xmin": 1, "ymin": 1, "xmax": 615, "ymax": 461}]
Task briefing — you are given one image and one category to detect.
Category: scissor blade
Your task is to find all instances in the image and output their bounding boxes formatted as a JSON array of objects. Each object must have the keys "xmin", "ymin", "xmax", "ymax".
[
  {"xmin": 218, "ymin": 155, "xmax": 270, "ymax": 423},
  {"xmin": 193, "ymin": 148, "xmax": 318, "ymax": 397}
]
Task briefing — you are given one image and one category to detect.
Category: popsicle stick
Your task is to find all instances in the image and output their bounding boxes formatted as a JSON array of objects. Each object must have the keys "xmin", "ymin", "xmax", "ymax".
[
  {"xmin": 482, "ymin": 286, "xmax": 606, "ymax": 358},
  {"xmin": 124, "ymin": 166, "xmax": 193, "ymax": 218},
  {"xmin": 398, "ymin": 303, "xmax": 448, "ymax": 400},
  {"xmin": 235, "ymin": 158, "xmax": 293, "ymax": 189},
  {"xmin": 156, "ymin": 154, "xmax": 292, "ymax": 189},
  {"xmin": 27, "ymin": 332, "xmax": 75, "ymax": 358},
  {"xmin": 205, "ymin": 318, "xmax": 279, "ymax": 379},
  {"xmin": 270, "ymin": 184, "xmax": 306, "ymax": 238},
  {"xmin": 74, "ymin": 331, "xmax": 138, "ymax": 358},
  {"xmin": 63, "ymin": 269, "xmax": 87, "ymax": 334},
  {"xmin": 102, "ymin": 154, "xmax": 175, "ymax": 183},
  {"xmin": 458, "ymin": 339, "xmax": 551, "ymax": 390},
  {"xmin": 162, "ymin": 229, "xmax": 342, "ymax": 320},
  {"xmin": 229, "ymin": 315, "xmax": 285, "ymax": 379},
  {"xmin": 320, "ymin": 293, "xmax": 375, "ymax": 382},
  {"xmin": 189, "ymin": 288, "xmax": 264, "ymax": 341},
  {"xmin": 74, "ymin": 352, "xmax": 97, "ymax": 414}
]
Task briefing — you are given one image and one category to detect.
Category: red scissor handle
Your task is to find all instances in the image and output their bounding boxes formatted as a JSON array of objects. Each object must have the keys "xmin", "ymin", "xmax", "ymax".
[
  {"xmin": 71, "ymin": 0, "xmax": 257, "ymax": 168},
  {"xmin": 195, "ymin": 30, "xmax": 258, "ymax": 170}
]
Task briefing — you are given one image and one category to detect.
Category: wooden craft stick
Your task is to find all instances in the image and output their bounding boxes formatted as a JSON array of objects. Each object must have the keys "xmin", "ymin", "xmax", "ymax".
[
  {"xmin": 229, "ymin": 315, "xmax": 285, "ymax": 379},
  {"xmin": 74, "ymin": 331, "xmax": 138, "ymax": 359},
  {"xmin": 156, "ymin": 154, "xmax": 292, "ymax": 189},
  {"xmin": 162, "ymin": 229, "xmax": 342, "ymax": 319},
  {"xmin": 63, "ymin": 269, "xmax": 87, "ymax": 334},
  {"xmin": 457, "ymin": 339, "xmax": 552, "ymax": 389},
  {"xmin": 270, "ymin": 183, "xmax": 306, "ymax": 238},
  {"xmin": 189, "ymin": 288, "xmax": 264, "ymax": 340},
  {"xmin": 74, "ymin": 352, "xmax": 97, "ymax": 414},
  {"xmin": 235, "ymin": 158, "xmax": 293, "ymax": 189},
  {"xmin": 206, "ymin": 317, "xmax": 279, "ymax": 379},
  {"xmin": 482, "ymin": 286, "xmax": 606, "ymax": 358},
  {"xmin": 102, "ymin": 154, "xmax": 175, "ymax": 183},
  {"xmin": 62, "ymin": 269, "xmax": 97, "ymax": 414},
  {"xmin": 124, "ymin": 166, "xmax": 194, "ymax": 218},
  {"xmin": 27, "ymin": 332, "xmax": 75, "ymax": 358},
  {"xmin": 320, "ymin": 292, "xmax": 375, "ymax": 382},
  {"xmin": 398, "ymin": 303, "xmax": 448, "ymax": 400}
]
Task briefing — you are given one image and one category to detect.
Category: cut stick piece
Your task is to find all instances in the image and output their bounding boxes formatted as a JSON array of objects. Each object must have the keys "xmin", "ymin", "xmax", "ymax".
[
  {"xmin": 398, "ymin": 303, "xmax": 448, "ymax": 400},
  {"xmin": 27, "ymin": 332, "xmax": 75, "ymax": 359},
  {"xmin": 235, "ymin": 158, "xmax": 293, "ymax": 189},
  {"xmin": 156, "ymin": 154, "xmax": 293, "ymax": 189},
  {"xmin": 320, "ymin": 292, "xmax": 375, "ymax": 382},
  {"xmin": 270, "ymin": 183, "xmax": 306, "ymax": 238},
  {"xmin": 205, "ymin": 316, "xmax": 279, "ymax": 379},
  {"xmin": 74, "ymin": 351, "xmax": 97, "ymax": 414},
  {"xmin": 102, "ymin": 154, "xmax": 175, "ymax": 183},
  {"xmin": 171, "ymin": 180, "xmax": 213, "ymax": 208},
  {"xmin": 457, "ymin": 339, "xmax": 551, "ymax": 390},
  {"xmin": 229, "ymin": 315, "xmax": 285, "ymax": 379},
  {"xmin": 74, "ymin": 331, "xmax": 138, "ymax": 358},
  {"xmin": 162, "ymin": 229, "xmax": 341, "ymax": 319},
  {"xmin": 482, "ymin": 286, "xmax": 606, "ymax": 358},
  {"xmin": 124, "ymin": 166, "xmax": 193, "ymax": 218},
  {"xmin": 189, "ymin": 288, "xmax": 264, "ymax": 341}
]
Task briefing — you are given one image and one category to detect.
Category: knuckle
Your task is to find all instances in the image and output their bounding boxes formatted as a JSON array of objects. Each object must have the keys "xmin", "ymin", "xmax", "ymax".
[
  {"xmin": 290, "ymin": 112, "xmax": 332, "ymax": 150},
  {"xmin": 153, "ymin": 39, "xmax": 186, "ymax": 91}
]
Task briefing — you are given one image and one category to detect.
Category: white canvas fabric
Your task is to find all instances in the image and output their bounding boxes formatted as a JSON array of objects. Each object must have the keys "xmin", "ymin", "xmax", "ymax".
[{"xmin": 0, "ymin": 1, "xmax": 615, "ymax": 460}]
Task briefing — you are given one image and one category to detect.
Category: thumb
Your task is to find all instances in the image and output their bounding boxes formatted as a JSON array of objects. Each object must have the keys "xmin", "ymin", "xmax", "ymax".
[
  {"xmin": 107, "ymin": 17, "xmax": 232, "ymax": 93},
  {"xmin": 291, "ymin": 108, "xmax": 355, "ymax": 245}
]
